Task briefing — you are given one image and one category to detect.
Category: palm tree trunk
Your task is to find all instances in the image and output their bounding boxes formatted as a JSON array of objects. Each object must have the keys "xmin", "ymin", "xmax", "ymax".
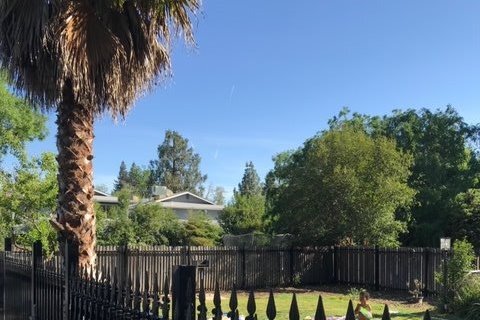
[{"xmin": 55, "ymin": 80, "xmax": 96, "ymax": 270}]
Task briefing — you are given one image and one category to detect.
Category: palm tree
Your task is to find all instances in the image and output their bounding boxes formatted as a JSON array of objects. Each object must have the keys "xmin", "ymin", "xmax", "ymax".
[{"xmin": 0, "ymin": 0, "xmax": 199, "ymax": 269}]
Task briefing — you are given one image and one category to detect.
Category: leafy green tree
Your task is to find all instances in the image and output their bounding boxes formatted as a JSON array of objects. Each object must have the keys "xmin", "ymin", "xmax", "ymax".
[
  {"xmin": 238, "ymin": 161, "xmax": 263, "ymax": 197},
  {"xmin": 97, "ymin": 214, "xmax": 135, "ymax": 246},
  {"xmin": 149, "ymin": 130, "xmax": 207, "ymax": 194},
  {"xmin": 267, "ymin": 127, "xmax": 415, "ymax": 247},
  {"xmin": 383, "ymin": 107, "xmax": 478, "ymax": 246},
  {"xmin": 0, "ymin": 153, "xmax": 58, "ymax": 254},
  {"xmin": 451, "ymin": 189, "xmax": 480, "ymax": 250},
  {"xmin": 113, "ymin": 161, "xmax": 129, "ymax": 193},
  {"xmin": 0, "ymin": 75, "xmax": 46, "ymax": 164},
  {"xmin": 184, "ymin": 211, "xmax": 223, "ymax": 246},
  {"xmin": 0, "ymin": 0, "xmax": 199, "ymax": 268},
  {"xmin": 97, "ymin": 189, "xmax": 136, "ymax": 246},
  {"xmin": 264, "ymin": 151, "xmax": 295, "ymax": 229},
  {"xmin": 220, "ymin": 194, "xmax": 265, "ymax": 235},
  {"xmin": 133, "ymin": 204, "xmax": 186, "ymax": 245},
  {"xmin": 329, "ymin": 106, "xmax": 480, "ymax": 246}
]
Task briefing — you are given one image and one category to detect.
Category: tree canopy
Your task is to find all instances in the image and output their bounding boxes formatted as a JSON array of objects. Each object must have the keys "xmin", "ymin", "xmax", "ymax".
[
  {"xmin": 237, "ymin": 161, "xmax": 263, "ymax": 197},
  {"xmin": 149, "ymin": 130, "xmax": 207, "ymax": 194},
  {"xmin": 0, "ymin": 76, "xmax": 46, "ymax": 163},
  {"xmin": 266, "ymin": 126, "xmax": 415, "ymax": 247},
  {"xmin": 220, "ymin": 161, "xmax": 266, "ymax": 235},
  {"xmin": 328, "ymin": 106, "xmax": 480, "ymax": 246},
  {"xmin": 0, "ymin": 153, "xmax": 58, "ymax": 253}
]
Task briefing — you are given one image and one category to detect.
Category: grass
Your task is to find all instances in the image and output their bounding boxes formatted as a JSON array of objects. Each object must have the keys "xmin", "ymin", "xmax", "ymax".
[{"xmin": 202, "ymin": 288, "xmax": 464, "ymax": 320}]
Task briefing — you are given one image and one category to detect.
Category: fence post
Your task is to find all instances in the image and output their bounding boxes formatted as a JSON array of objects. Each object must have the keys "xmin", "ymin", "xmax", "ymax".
[
  {"xmin": 172, "ymin": 265, "xmax": 196, "ymax": 320},
  {"xmin": 289, "ymin": 247, "xmax": 294, "ymax": 286},
  {"xmin": 332, "ymin": 246, "xmax": 338, "ymax": 284},
  {"xmin": 374, "ymin": 245, "xmax": 380, "ymax": 291},
  {"xmin": 64, "ymin": 240, "xmax": 78, "ymax": 320},
  {"xmin": 423, "ymin": 248, "xmax": 429, "ymax": 297},
  {"xmin": 118, "ymin": 245, "xmax": 129, "ymax": 288},
  {"xmin": 181, "ymin": 246, "xmax": 187, "ymax": 265},
  {"xmin": 442, "ymin": 249, "xmax": 448, "ymax": 312},
  {"xmin": 241, "ymin": 246, "xmax": 246, "ymax": 290},
  {"xmin": 4, "ymin": 239, "xmax": 11, "ymax": 252},
  {"xmin": 3, "ymin": 238, "xmax": 11, "ymax": 320},
  {"xmin": 31, "ymin": 241, "xmax": 42, "ymax": 320}
]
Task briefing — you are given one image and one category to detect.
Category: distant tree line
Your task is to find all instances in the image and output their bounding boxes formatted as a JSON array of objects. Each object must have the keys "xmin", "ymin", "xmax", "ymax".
[
  {"xmin": 221, "ymin": 106, "xmax": 480, "ymax": 249},
  {"xmin": 1, "ymin": 79, "xmax": 479, "ymax": 250}
]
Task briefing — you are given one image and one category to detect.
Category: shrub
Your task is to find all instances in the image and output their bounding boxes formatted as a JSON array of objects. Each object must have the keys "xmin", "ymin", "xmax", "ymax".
[
  {"xmin": 453, "ymin": 277, "xmax": 480, "ymax": 319},
  {"xmin": 436, "ymin": 239, "xmax": 476, "ymax": 313},
  {"xmin": 184, "ymin": 211, "xmax": 223, "ymax": 246}
]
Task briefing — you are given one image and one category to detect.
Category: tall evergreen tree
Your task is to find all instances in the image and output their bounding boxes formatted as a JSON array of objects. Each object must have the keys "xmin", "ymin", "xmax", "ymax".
[
  {"xmin": 238, "ymin": 161, "xmax": 262, "ymax": 197},
  {"xmin": 113, "ymin": 161, "xmax": 129, "ymax": 193},
  {"xmin": 128, "ymin": 163, "xmax": 151, "ymax": 198},
  {"xmin": 149, "ymin": 130, "xmax": 207, "ymax": 194},
  {"xmin": 213, "ymin": 186, "xmax": 226, "ymax": 205}
]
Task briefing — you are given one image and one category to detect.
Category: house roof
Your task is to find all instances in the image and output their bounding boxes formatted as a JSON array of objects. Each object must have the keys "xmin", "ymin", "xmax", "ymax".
[
  {"xmin": 93, "ymin": 189, "xmax": 119, "ymax": 204},
  {"xmin": 157, "ymin": 191, "xmax": 215, "ymax": 205},
  {"xmin": 94, "ymin": 189, "xmax": 111, "ymax": 197},
  {"xmin": 159, "ymin": 202, "xmax": 224, "ymax": 211},
  {"xmin": 93, "ymin": 195, "xmax": 119, "ymax": 204}
]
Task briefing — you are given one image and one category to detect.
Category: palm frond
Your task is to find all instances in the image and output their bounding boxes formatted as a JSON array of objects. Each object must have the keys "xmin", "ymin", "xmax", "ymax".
[{"xmin": 0, "ymin": 0, "xmax": 199, "ymax": 117}]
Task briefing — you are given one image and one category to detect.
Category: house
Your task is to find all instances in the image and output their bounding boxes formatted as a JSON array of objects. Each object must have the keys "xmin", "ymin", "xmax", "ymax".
[
  {"xmin": 93, "ymin": 189, "xmax": 119, "ymax": 210},
  {"xmin": 93, "ymin": 187, "xmax": 224, "ymax": 222},
  {"xmin": 150, "ymin": 190, "xmax": 224, "ymax": 223}
]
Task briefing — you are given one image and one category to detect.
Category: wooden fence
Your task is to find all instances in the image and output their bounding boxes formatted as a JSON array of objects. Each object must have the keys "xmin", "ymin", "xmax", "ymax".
[
  {"xmin": 1, "ymin": 240, "xmax": 436, "ymax": 320},
  {"xmin": 334, "ymin": 247, "xmax": 446, "ymax": 294},
  {"xmin": 96, "ymin": 245, "xmax": 451, "ymax": 294}
]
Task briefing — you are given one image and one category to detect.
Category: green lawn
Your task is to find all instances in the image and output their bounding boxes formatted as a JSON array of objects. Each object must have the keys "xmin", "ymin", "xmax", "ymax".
[{"xmin": 202, "ymin": 289, "xmax": 463, "ymax": 320}]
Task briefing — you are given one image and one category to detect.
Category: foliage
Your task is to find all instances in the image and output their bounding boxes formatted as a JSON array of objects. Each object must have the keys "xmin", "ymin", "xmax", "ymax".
[
  {"xmin": 127, "ymin": 163, "xmax": 151, "ymax": 198},
  {"xmin": 292, "ymin": 272, "xmax": 302, "ymax": 287},
  {"xmin": 347, "ymin": 287, "xmax": 364, "ymax": 302},
  {"xmin": 213, "ymin": 186, "xmax": 226, "ymax": 205},
  {"xmin": 184, "ymin": 211, "xmax": 223, "ymax": 246},
  {"xmin": 436, "ymin": 239, "xmax": 476, "ymax": 307},
  {"xmin": 113, "ymin": 161, "xmax": 129, "ymax": 193},
  {"xmin": 0, "ymin": 153, "xmax": 58, "ymax": 254},
  {"xmin": 0, "ymin": 0, "xmax": 199, "ymax": 115},
  {"xmin": 220, "ymin": 161, "xmax": 265, "ymax": 235},
  {"xmin": 113, "ymin": 162, "xmax": 151, "ymax": 197},
  {"xmin": 452, "ymin": 277, "xmax": 480, "ymax": 320},
  {"xmin": 149, "ymin": 130, "xmax": 207, "ymax": 194},
  {"xmin": 451, "ymin": 189, "xmax": 480, "ymax": 250},
  {"xmin": 96, "ymin": 202, "xmax": 136, "ymax": 246},
  {"xmin": 237, "ymin": 161, "xmax": 263, "ymax": 197},
  {"xmin": 328, "ymin": 106, "xmax": 480, "ymax": 246},
  {"xmin": 133, "ymin": 204, "xmax": 186, "ymax": 246},
  {"xmin": 0, "ymin": 76, "xmax": 46, "ymax": 164},
  {"xmin": 266, "ymin": 127, "xmax": 415, "ymax": 247},
  {"xmin": 220, "ymin": 194, "xmax": 266, "ymax": 235}
]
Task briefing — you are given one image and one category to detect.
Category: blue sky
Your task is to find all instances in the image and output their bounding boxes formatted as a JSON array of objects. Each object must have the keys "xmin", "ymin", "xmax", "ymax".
[{"xmin": 27, "ymin": 1, "xmax": 480, "ymax": 199}]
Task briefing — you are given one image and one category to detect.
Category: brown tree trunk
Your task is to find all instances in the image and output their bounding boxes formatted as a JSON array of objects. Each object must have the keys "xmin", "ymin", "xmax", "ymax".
[{"xmin": 54, "ymin": 80, "xmax": 96, "ymax": 270}]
